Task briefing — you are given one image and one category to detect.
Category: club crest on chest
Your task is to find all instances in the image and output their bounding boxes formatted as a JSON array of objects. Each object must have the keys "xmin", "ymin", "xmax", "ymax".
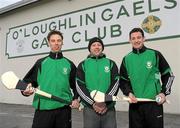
[
  {"xmin": 63, "ymin": 68, "xmax": 68, "ymax": 74},
  {"xmin": 104, "ymin": 66, "xmax": 110, "ymax": 73},
  {"xmin": 146, "ymin": 61, "xmax": 152, "ymax": 69}
]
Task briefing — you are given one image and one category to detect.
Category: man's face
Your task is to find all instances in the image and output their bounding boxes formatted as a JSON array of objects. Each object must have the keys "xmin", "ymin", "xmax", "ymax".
[
  {"xmin": 48, "ymin": 34, "xmax": 63, "ymax": 52},
  {"xmin": 129, "ymin": 32, "xmax": 145, "ymax": 49},
  {"xmin": 90, "ymin": 42, "xmax": 103, "ymax": 56}
]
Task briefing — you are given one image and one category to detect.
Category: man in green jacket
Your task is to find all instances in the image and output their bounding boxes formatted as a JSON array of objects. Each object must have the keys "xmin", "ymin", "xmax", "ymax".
[
  {"xmin": 119, "ymin": 28, "xmax": 174, "ymax": 128},
  {"xmin": 22, "ymin": 30, "xmax": 79, "ymax": 128},
  {"xmin": 76, "ymin": 37, "xmax": 119, "ymax": 128}
]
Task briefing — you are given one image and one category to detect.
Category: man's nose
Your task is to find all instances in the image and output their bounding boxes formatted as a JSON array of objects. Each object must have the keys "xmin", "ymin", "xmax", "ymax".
[
  {"xmin": 134, "ymin": 39, "xmax": 139, "ymax": 43},
  {"xmin": 55, "ymin": 41, "xmax": 59, "ymax": 44},
  {"xmin": 95, "ymin": 46, "xmax": 99, "ymax": 49}
]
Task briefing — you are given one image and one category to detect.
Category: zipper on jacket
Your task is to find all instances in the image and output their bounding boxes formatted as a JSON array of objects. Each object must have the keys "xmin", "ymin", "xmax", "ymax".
[
  {"xmin": 55, "ymin": 53, "xmax": 58, "ymax": 59},
  {"xmin": 95, "ymin": 57, "xmax": 101, "ymax": 90},
  {"xmin": 137, "ymin": 49, "xmax": 140, "ymax": 54}
]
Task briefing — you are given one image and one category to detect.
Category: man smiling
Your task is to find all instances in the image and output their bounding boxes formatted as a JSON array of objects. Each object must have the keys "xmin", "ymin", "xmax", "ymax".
[
  {"xmin": 22, "ymin": 30, "xmax": 79, "ymax": 128},
  {"xmin": 119, "ymin": 28, "xmax": 174, "ymax": 128},
  {"xmin": 76, "ymin": 37, "xmax": 119, "ymax": 128}
]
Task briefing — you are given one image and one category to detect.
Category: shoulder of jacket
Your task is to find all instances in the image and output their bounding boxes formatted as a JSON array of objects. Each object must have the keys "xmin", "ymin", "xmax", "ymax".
[
  {"xmin": 36, "ymin": 56, "xmax": 48, "ymax": 64},
  {"xmin": 125, "ymin": 51, "xmax": 133, "ymax": 57}
]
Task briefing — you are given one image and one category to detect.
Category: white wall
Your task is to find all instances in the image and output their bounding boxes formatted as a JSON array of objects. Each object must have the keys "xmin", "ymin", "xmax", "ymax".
[{"xmin": 0, "ymin": 0, "xmax": 179, "ymax": 114}]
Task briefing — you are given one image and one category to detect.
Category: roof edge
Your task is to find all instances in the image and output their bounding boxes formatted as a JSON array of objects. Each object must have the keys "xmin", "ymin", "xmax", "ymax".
[{"xmin": 0, "ymin": 0, "xmax": 39, "ymax": 15}]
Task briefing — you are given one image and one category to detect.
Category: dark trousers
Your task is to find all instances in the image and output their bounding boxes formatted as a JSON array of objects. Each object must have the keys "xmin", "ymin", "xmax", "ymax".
[
  {"xmin": 32, "ymin": 106, "xmax": 71, "ymax": 128},
  {"xmin": 129, "ymin": 102, "xmax": 163, "ymax": 128}
]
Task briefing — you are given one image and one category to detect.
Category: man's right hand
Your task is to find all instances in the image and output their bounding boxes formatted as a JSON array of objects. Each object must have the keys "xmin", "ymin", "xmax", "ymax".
[
  {"xmin": 22, "ymin": 83, "xmax": 34, "ymax": 96},
  {"xmin": 128, "ymin": 93, "xmax": 138, "ymax": 103},
  {"xmin": 93, "ymin": 102, "xmax": 107, "ymax": 114}
]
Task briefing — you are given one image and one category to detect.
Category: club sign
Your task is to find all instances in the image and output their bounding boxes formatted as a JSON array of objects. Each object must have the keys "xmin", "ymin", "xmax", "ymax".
[{"xmin": 6, "ymin": 0, "xmax": 179, "ymax": 58}]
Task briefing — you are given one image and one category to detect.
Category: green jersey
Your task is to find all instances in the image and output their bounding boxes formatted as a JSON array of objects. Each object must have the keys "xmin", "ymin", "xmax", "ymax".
[
  {"xmin": 119, "ymin": 46, "xmax": 174, "ymax": 99},
  {"xmin": 23, "ymin": 52, "xmax": 78, "ymax": 110}
]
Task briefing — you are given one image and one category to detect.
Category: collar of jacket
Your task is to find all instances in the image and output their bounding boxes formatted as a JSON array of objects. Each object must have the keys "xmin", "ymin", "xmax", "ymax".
[
  {"xmin": 49, "ymin": 51, "xmax": 63, "ymax": 59},
  {"xmin": 132, "ymin": 45, "xmax": 147, "ymax": 54},
  {"xmin": 87, "ymin": 53, "xmax": 106, "ymax": 59}
]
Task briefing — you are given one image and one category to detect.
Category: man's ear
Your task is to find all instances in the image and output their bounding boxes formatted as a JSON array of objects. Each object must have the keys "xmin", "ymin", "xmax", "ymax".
[{"xmin": 143, "ymin": 37, "xmax": 146, "ymax": 42}]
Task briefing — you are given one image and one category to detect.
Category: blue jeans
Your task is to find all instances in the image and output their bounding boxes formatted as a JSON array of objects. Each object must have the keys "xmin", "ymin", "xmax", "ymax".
[{"xmin": 83, "ymin": 106, "xmax": 117, "ymax": 128}]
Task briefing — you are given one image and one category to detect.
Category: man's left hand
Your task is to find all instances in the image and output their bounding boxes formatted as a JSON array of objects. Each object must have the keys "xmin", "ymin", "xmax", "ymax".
[
  {"xmin": 156, "ymin": 93, "xmax": 166, "ymax": 105},
  {"xmin": 70, "ymin": 99, "xmax": 80, "ymax": 109}
]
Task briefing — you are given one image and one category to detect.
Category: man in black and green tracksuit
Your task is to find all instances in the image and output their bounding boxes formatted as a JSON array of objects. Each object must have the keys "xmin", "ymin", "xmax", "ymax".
[
  {"xmin": 76, "ymin": 37, "xmax": 119, "ymax": 128},
  {"xmin": 22, "ymin": 30, "xmax": 79, "ymax": 128},
  {"xmin": 119, "ymin": 28, "xmax": 174, "ymax": 128}
]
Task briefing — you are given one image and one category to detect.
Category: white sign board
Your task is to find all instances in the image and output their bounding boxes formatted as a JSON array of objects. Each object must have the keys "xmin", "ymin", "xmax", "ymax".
[{"xmin": 6, "ymin": 0, "xmax": 180, "ymax": 58}]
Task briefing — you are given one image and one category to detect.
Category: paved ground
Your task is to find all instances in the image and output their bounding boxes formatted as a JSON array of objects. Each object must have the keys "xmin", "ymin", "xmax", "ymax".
[{"xmin": 0, "ymin": 103, "xmax": 180, "ymax": 128}]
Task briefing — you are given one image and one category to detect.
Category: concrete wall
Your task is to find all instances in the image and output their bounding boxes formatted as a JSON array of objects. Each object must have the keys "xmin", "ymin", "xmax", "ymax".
[{"xmin": 0, "ymin": 0, "xmax": 179, "ymax": 114}]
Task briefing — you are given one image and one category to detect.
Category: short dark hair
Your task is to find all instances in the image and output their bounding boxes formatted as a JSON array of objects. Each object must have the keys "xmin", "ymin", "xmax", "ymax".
[
  {"xmin": 129, "ymin": 28, "xmax": 144, "ymax": 39},
  {"xmin": 47, "ymin": 30, "xmax": 63, "ymax": 41}
]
